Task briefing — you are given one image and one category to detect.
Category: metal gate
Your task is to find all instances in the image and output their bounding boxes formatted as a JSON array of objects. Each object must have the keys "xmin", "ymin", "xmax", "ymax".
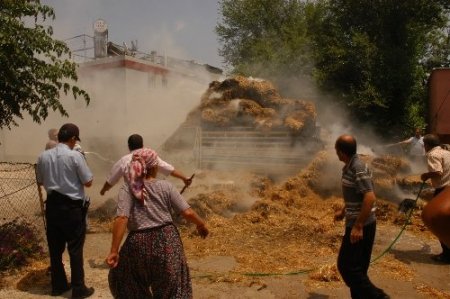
[{"xmin": 195, "ymin": 126, "xmax": 323, "ymax": 174}]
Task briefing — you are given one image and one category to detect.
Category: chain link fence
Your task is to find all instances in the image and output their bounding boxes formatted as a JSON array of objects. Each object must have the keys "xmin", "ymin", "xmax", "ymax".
[
  {"xmin": 0, "ymin": 162, "xmax": 46, "ymax": 237},
  {"xmin": 0, "ymin": 162, "xmax": 47, "ymax": 271}
]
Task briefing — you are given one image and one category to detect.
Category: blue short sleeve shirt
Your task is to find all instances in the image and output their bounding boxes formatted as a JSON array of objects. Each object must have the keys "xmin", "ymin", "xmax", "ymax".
[{"xmin": 37, "ymin": 143, "xmax": 93, "ymax": 200}]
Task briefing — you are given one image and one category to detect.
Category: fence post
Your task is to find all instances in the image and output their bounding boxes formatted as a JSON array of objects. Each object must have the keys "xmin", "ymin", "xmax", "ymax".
[{"xmin": 34, "ymin": 164, "xmax": 46, "ymax": 230}]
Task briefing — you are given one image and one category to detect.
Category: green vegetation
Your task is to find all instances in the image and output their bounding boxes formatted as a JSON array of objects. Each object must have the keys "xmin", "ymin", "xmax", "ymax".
[
  {"xmin": 217, "ymin": 0, "xmax": 450, "ymax": 137},
  {"xmin": 0, "ymin": 220, "xmax": 44, "ymax": 272},
  {"xmin": 0, "ymin": 0, "xmax": 89, "ymax": 129}
]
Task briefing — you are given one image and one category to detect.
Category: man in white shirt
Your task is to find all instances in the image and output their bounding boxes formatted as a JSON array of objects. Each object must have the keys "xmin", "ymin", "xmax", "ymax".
[
  {"xmin": 391, "ymin": 128, "xmax": 425, "ymax": 161},
  {"xmin": 421, "ymin": 134, "xmax": 450, "ymax": 264},
  {"xmin": 100, "ymin": 134, "xmax": 192, "ymax": 196}
]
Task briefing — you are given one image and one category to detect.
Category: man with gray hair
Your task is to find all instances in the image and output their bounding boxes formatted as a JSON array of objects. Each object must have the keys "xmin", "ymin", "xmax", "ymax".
[
  {"xmin": 45, "ymin": 128, "xmax": 58, "ymax": 150},
  {"xmin": 421, "ymin": 133, "xmax": 450, "ymax": 264}
]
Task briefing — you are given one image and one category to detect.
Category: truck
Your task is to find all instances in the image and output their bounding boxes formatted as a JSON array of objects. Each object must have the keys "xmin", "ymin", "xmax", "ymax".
[{"xmin": 428, "ymin": 68, "xmax": 450, "ymax": 143}]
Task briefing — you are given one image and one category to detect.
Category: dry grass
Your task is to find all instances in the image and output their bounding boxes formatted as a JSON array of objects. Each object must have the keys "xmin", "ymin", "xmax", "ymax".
[
  {"xmin": 186, "ymin": 76, "xmax": 317, "ymax": 133},
  {"xmin": 415, "ymin": 284, "xmax": 450, "ymax": 299},
  {"xmin": 0, "ymin": 259, "xmax": 50, "ymax": 291},
  {"xmin": 18, "ymin": 151, "xmax": 437, "ymax": 295},
  {"xmin": 15, "ymin": 260, "xmax": 50, "ymax": 291},
  {"xmin": 374, "ymin": 256, "xmax": 415, "ymax": 282},
  {"xmin": 180, "ymin": 151, "xmax": 436, "ymax": 292}
]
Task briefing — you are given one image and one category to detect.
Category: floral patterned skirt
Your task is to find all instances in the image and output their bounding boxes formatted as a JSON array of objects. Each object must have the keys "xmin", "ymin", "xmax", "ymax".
[{"xmin": 108, "ymin": 224, "xmax": 192, "ymax": 299}]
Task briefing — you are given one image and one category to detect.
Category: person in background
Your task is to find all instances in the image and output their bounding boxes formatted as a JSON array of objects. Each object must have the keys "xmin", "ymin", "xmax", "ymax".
[
  {"xmin": 100, "ymin": 134, "xmax": 192, "ymax": 196},
  {"xmin": 388, "ymin": 127, "xmax": 425, "ymax": 162},
  {"xmin": 106, "ymin": 148, "xmax": 208, "ymax": 298},
  {"xmin": 36, "ymin": 123, "xmax": 95, "ymax": 298},
  {"xmin": 45, "ymin": 128, "xmax": 59, "ymax": 150},
  {"xmin": 334, "ymin": 135, "xmax": 389, "ymax": 299},
  {"xmin": 420, "ymin": 134, "xmax": 450, "ymax": 264}
]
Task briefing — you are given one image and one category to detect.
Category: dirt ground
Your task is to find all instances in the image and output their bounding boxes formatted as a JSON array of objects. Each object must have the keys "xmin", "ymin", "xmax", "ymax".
[
  {"xmin": 1, "ymin": 161, "xmax": 450, "ymax": 299},
  {"xmin": 0, "ymin": 226, "xmax": 449, "ymax": 299}
]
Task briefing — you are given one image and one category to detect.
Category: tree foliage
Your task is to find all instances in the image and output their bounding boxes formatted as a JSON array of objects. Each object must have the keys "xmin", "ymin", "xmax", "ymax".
[
  {"xmin": 310, "ymin": 0, "xmax": 449, "ymax": 134},
  {"xmin": 216, "ymin": 0, "xmax": 450, "ymax": 136},
  {"xmin": 216, "ymin": 0, "xmax": 314, "ymax": 78},
  {"xmin": 0, "ymin": 0, "xmax": 89, "ymax": 129}
]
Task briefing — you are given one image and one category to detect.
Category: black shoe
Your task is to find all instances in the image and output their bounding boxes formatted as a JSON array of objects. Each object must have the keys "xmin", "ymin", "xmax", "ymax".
[
  {"xmin": 375, "ymin": 289, "xmax": 390, "ymax": 299},
  {"xmin": 431, "ymin": 253, "xmax": 450, "ymax": 264},
  {"xmin": 51, "ymin": 283, "xmax": 71, "ymax": 296},
  {"xmin": 72, "ymin": 286, "xmax": 95, "ymax": 299}
]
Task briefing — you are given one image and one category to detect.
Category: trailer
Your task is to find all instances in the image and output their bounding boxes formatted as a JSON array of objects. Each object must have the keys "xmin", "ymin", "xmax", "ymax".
[
  {"xmin": 429, "ymin": 68, "xmax": 450, "ymax": 143},
  {"xmin": 163, "ymin": 124, "xmax": 323, "ymax": 176}
]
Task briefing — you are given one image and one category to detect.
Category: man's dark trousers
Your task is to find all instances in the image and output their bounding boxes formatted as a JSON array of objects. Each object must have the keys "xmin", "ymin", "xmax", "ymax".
[
  {"xmin": 45, "ymin": 191, "xmax": 86, "ymax": 294},
  {"xmin": 337, "ymin": 221, "xmax": 385, "ymax": 299}
]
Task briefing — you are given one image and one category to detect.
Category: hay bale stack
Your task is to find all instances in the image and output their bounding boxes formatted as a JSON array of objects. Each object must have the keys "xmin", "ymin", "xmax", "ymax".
[
  {"xmin": 281, "ymin": 99, "xmax": 317, "ymax": 132},
  {"xmin": 188, "ymin": 76, "xmax": 317, "ymax": 134},
  {"xmin": 200, "ymin": 76, "xmax": 283, "ymax": 107},
  {"xmin": 187, "ymin": 190, "xmax": 241, "ymax": 219},
  {"xmin": 371, "ymin": 155, "xmax": 411, "ymax": 177},
  {"xmin": 368, "ymin": 155, "xmax": 413, "ymax": 200},
  {"xmin": 289, "ymin": 152, "xmax": 421, "ymax": 202},
  {"xmin": 299, "ymin": 150, "xmax": 342, "ymax": 197},
  {"xmin": 397, "ymin": 175, "xmax": 429, "ymax": 192}
]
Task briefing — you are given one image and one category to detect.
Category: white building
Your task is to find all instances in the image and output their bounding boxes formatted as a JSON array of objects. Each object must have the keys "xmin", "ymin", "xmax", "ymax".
[{"xmin": 0, "ymin": 48, "xmax": 222, "ymax": 163}]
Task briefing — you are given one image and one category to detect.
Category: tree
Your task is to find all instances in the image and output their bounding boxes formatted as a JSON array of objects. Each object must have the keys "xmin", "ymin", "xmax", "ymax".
[
  {"xmin": 216, "ymin": 0, "xmax": 314, "ymax": 79},
  {"xmin": 422, "ymin": 24, "xmax": 450, "ymax": 70},
  {"xmin": 309, "ymin": 0, "xmax": 449, "ymax": 135},
  {"xmin": 216, "ymin": 0, "xmax": 450, "ymax": 137},
  {"xmin": 0, "ymin": 0, "xmax": 89, "ymax": 129}
]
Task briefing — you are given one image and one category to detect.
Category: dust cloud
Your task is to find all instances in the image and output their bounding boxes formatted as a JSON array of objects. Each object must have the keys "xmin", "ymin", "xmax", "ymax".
[
  {"xmin": 0, "ymin": 9, "xmax": 426, "ymax": 214},
  {"xmin": 0, "ymin": 27, "xmax": 222, "ymax": 210},
  {"xmin": 246, "ymin": 70, "xmax": 428, "ymax": 204}
]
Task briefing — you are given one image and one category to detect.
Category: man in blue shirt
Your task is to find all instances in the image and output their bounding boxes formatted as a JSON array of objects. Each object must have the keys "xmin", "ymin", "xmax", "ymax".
[
  {"xmin": 36, "ymin": 123, "xmax": 95, "ymax": 299},
  {"xmin": 334, "ymin": 135, "xmax": 389, "ymax": 299}
]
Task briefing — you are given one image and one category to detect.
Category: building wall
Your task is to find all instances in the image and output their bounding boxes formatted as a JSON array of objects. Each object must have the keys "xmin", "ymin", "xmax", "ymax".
[
  {"xmin": 0, "ymin": 56, "xmax": 218, "ymax": 163},
  {"xmin": 124, "ymin": 66, "xmax": 207, "ymax": 151},
  {"xmin": 0, "ymin": 65, "xmax": 128, "ymax": 162}
]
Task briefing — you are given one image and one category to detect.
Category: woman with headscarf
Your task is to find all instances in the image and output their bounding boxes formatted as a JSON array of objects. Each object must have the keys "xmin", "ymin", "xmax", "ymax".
[{"xmin": 106, "ymin": 148, "xmax": 208, "ymax": 299}]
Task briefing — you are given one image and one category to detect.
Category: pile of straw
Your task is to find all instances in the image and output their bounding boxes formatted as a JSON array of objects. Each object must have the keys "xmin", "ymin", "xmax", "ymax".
[
  {"xmin": 181, "ymin": 151, "xmax": 435, "ymax": 285},
  {"xmin": 187, "ymin": 76, "xmax": 317, "ymax": 134}
]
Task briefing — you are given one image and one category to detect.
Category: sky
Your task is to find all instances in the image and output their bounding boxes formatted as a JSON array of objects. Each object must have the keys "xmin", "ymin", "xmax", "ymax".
[{"xmin": 42, "ymin": 0, "xmax": 224, "ymax": 69}]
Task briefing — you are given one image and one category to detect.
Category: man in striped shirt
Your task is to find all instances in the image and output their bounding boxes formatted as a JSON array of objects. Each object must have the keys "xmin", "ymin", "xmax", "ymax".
[{"xmin": 334, "ymin": 135, "xmax": 389, "ymax": 299}]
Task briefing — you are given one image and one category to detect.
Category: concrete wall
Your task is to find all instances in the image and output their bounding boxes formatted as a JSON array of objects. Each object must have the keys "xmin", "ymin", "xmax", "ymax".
[{"xmin": 0, "ymin": 55, "xmax": 218, "ymax": 163}]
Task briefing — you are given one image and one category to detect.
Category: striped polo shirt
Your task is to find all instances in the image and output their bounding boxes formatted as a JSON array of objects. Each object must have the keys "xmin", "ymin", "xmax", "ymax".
[{"xmin": 341, "ymin": 154, "xmax": 376, "ymax": 227}]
